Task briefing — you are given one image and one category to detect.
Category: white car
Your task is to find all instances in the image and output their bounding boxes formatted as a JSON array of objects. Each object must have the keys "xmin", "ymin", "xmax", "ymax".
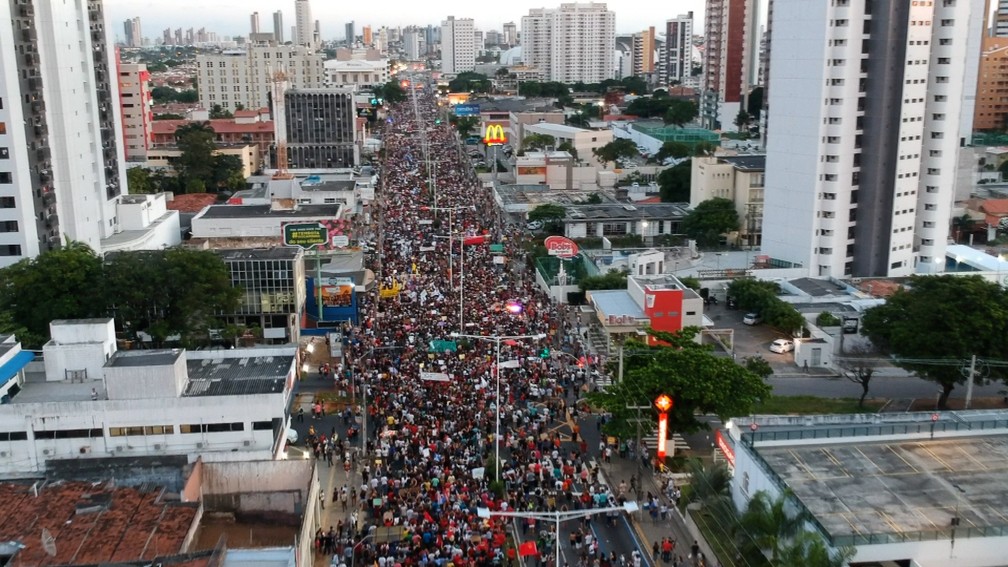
[
  {"xmin": 769, "ymin": 339, "xmax": 794, "ymax": 354},
  {"xmin": 526, "ymin": 220, "xmax": 545, "ymax": 231},
  {"xmin": 743, "ymin": 312, "xmax": 762, "ymax": 326}
]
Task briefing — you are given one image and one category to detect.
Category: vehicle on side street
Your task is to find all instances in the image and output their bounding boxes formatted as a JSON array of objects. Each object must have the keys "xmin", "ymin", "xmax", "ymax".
[
  {"xmin": 743, "ymin": 312, "xmax": 762, "ymax": 325},
  {"xmin": 769, "ymin": 338, "xmax": 795, "ymax": 354}
]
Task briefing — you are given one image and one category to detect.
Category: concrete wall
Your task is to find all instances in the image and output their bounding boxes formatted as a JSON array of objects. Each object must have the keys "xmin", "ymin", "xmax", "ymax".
[
  {"xmin": 202, "ymin": 459, "xmax": 315, "ymax": 497},
  {"xmin": 43, "ymin": 342, "xmax": 109, "ymax": 384},
  {"xmin": 104, "ymin": 355, "xmax": 187, "ymax": 400}
]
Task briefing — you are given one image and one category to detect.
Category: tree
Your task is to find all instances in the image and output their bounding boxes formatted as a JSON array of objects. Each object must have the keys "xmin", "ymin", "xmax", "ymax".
[
  {"xmin": 727, "ymin": 279, "xmax": 805, "ymax": 333},
  {"xmin": 862, "ymin": 275, "xmax": 1008, "ymax": 408},
  {"xmin": 592, "ymin": 138, "xmax": 638, "ymax": 165},
  {"xmin": 557, "ymin": 141, "xmax": 579, "ymax": 160},
  {"xmin": 656, "ymin": 141, "xmax": 690, "ymax": 162},
  {"xmin": 528, "ymin": 203, "xmax": 567, "ymax": 223},
  {"xmin": 738, "ymin": 491, "xmax": 804, "ymax": 564},
  {"xmin": 682, "ymin": 198, "xmax": 739, "ymax": 246},
  {"xmin": 686, "ymin": 460, "xmax": 735, "ymax": 526},
  {"xmin": 212, "ymin": 154, "xmax": 246, "ymax": 191},
  {"xmin": 952, "ymin": 213, "xmax": 976, "ymax": 242},
  {"xmin": 734, "ymin": 109, "xmax": 751, "ymax": 133},
  {"xmin": 693, "ymin": 141, "xmax": 717, "ymax": 156},
  {"xmin": 776, "ymin": 530, "xmax": 856, "ymax": 567},
  {"xmin": 209, "ymin": 104, "xmax": 233, "ymax": 119},
  {"xmin": 587, "ymin": 328, "xmax": 771, "ymax": 438},
  {"xmin": 451, "ymin": 116, "xmax": 479, "ymax": 139},
  {"xmin": 126, "ymin": 167, "xmax": 156, "ymax": 194},
  {"xmin": 578, "ymin": 269, "xmax": 628, "ymax": 291},
  {"xmin": 377, "ymin": 80, "xmax": 407, "ymax": 104},
  {"xmin": 448, "ymin": 72, "xmax": 491, "ymax": 93},
  {"xmin": 174, "ymin": 122, "xmax": 217, "ymax": 192},
  {"xmin": 520, "ymin": 133, "xmax": 556, "ymax": 153},
  {"xmin": 747, "ymin": 87, "xmax": 764, "ymax": 120},
  {"xmin": 0, "ymin": 242, "xmax": 104, "ymax": 348},
  {"xmin": 663, "ymin": 99, "xmax": 698, "ymax": 127},
  {"xmin": 838, "ymin": 344, "xmax": 880, "ymax": 407},
  {"xmin": 657, "ymin": 162, "xmax": 691, "ymax": 202},
  {"xmin": 744, "ymin": 355, "xmax": 774, "ymax": 379}
]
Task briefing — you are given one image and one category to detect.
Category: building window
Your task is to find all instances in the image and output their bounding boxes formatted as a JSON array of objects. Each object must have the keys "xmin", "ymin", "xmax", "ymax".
[
  {"xmin": 0, "ymin": 196, "xmax": 14, "ymax": 208},
  {"xmin": 0, "ymin": 147, "xmax": 8, "ymax": 159},
  {"xmin": 0, "ymin": 221, "xmax": 18, "ymax": 233},
  {"xmin": 0, "ymin": 172, "xmax": 11, "ymax": 184},
  {"xmin": 0, "ymin": 245, "xmax": 21, "ymax": 256}
]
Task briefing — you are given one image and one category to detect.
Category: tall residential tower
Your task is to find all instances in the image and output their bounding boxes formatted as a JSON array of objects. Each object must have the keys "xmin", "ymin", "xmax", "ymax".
[
  {"xmin": 295, "ymin": 0, "xmax": 314, "ymax": 47},
  {"xmin": 521, "ymin": 2, "xmax": 615, "ymax": 84},
  {"xmin": 761, "ymin": 0, "xmax": 985, "ymax": 278},
  {"xmin": 440, "ymin": 16, "xmax": 476, "ymax": 74}
]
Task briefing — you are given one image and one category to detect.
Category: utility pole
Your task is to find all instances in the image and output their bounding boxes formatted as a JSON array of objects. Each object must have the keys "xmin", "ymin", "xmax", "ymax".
[
  {"xmin": 964, "ymin": 354, "xmax": 977, "ymax": 410},
  {"xmin": 626, "ymin": 404, "xmax": 653, "ymax": 474}
]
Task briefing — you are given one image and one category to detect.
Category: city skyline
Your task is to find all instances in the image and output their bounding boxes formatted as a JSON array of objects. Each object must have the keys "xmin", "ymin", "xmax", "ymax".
[{"xmin": 105, "ymin": 0, "xmax": 707, "ymax": 41}]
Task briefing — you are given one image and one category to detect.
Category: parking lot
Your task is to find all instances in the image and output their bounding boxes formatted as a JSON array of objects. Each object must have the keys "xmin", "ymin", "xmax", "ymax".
[{"xmin": 702, "ymin": 298, "xmax": 799, "ymax": 372}]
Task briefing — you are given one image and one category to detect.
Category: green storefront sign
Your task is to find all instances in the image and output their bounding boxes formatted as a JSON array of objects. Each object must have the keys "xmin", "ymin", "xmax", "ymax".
[{"xmin": 283, "ymin": 223, "xmax": 329, "ymax": 249}]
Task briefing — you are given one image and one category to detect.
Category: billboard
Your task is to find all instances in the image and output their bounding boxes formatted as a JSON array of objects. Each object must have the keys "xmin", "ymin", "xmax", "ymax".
[
  {"xmin": 483, "ymin": 124, "xmax": 507, "ymax": 146},
  {"xmin": 544, "ymin": 235, "xmax": 579, "ymax": 259},
  {"xmin": 319, "ymin": 277, "xmax": 354, "ymax": 308},
  {"xmin": 281, "ymin": 219, "xmax": 353, "ymax": 251},
  {"xmin": 454, "ymin": 103, "xmax": 480, "ymax": 116}
]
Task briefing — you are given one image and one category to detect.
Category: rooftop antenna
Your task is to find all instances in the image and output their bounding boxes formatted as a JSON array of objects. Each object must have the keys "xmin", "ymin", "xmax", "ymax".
[{"xmin": 41, "ymin": 528, "xmax": 56, "ymax": 557}]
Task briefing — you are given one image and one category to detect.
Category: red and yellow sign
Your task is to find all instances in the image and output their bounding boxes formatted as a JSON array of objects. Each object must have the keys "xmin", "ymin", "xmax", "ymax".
[
  {"xmin": 484, "ymin": 124, "xmax": 507, "ymax": 146},
  {"xmin": 655, "ymin": 394, "xmax": 674, "ymax": 461}
]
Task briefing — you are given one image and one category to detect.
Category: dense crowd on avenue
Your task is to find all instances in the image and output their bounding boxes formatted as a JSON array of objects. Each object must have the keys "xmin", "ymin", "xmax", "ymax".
[{"xmin": 309, "ymin": 83, "xmax": 700, "ymax": 567}]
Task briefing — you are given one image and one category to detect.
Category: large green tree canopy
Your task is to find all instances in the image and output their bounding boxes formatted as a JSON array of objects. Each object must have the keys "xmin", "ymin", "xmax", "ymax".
[
  {"xmin": 862, "ymin": 275, "xmax": 1008, "ymax": 407},
  {"xmin": 588, "ymin": 328, "xmax": 771, "ymax": 438},
  {"xmin": 682, "ymin": 198, "xmax": 740, "ymax": 244},
  {"xmin": 0, "ymin": 245, "xmax": 241, "ymax": 348}
]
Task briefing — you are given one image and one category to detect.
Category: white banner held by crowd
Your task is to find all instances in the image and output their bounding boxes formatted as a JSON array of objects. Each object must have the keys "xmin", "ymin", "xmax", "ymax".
[{"xmin": 420, "ymin": 372, "xmax": 451, "ymax": 382}]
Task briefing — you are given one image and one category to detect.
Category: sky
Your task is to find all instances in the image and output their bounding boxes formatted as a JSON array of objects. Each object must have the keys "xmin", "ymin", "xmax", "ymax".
[{"xmin": 105, "ymin": 0, "xmax": 707, "ymax": 42}]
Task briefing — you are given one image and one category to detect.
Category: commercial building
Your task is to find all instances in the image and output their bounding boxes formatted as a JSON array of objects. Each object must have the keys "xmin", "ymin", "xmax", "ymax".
[
  {"xmin": 701, "ymin": 0, "xmax": 760, "ymax": 129},
  {"xmin": 560, "ymin": 202, "xmax": 689, "ymax": 240},
  {"xmin": 521, "ymin": 122, "xmax": 614, "ymax": 166},
  {"xmin": 190, "ymin": 203, "xmax": 343, "ymax": 242},
  {"xmin": 690, "ymin": 155, "xmax": 765, "ymax": 247},
  {"xmin": 521, "ymin": 2, "xmax": 616, "ymax": 84},
  {"xmin": 721, "ymin": 411, "xmax": 1008, "ymax": 567},
  {"xmin": 587, "ymin": 273, "xmax": 705, "ymax": 346},
  {"xmin": 324, "ymin": 58, "xmax": 390, "ymax": 89},
  {"xmin": 662, "ymin": 13, "xmax": 694, "ymax": 88},
  {"xmin": 762, "ymin": 0, "xmax": 985, "ymax": 278},
  {"xmin": 284, "ymin": 89, "xmax": 358, "ymax": 169},
  {"xmin": 215, "ymin": 248, "xmax": 306, "ymax": 343},
  {"xmin": 195, "ymin": 42, "xmax": 325, "ymax": 113},
  {"xmin": 0, "ymin": 318, "xmax": 298, "ymax": 476},
  {"xmin": 0, "ymin": 0, "xmax": 127, "ymax": 268},
  {"xmin": 117, "ymin": 62, "xmax": 153, "ymax": 162},
  {"xmin": 441, "ymin": 16, "xmax": 476, "ymax": 74}
]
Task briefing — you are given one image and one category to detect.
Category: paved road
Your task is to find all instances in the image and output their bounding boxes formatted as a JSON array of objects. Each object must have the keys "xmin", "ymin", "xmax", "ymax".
[{"xmin": 768, "ymin": 374, "xmax": 1007, "ymax": 401}]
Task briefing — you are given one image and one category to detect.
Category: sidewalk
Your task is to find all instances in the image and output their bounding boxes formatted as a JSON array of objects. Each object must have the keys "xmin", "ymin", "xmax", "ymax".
[{"xmin": 598, "ymin": 454, "xmax": 708, "ymax": 567}]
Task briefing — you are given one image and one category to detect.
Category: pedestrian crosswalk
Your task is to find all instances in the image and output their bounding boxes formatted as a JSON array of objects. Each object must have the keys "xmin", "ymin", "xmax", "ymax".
[{"xmin": 640, "ymin": 433, "xmax": 690, "ymax": 454}]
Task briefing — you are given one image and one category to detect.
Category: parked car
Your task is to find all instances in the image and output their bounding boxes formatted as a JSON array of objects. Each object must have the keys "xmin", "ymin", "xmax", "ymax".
[
  {"xmin": 769, "ymin": 338, "xmax": 795, "ymax": 354},
  {"xmin": 526, "ymin": 220, "xmax": 544, "ymax": 231},
  {"xmin": 743, "ymin": 312, "xmax": 762, "ymax": 325}
]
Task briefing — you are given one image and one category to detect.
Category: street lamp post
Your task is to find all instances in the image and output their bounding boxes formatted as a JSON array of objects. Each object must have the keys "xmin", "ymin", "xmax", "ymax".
[
  {"xmin": 477, "ymin": 503, "xmax": 639, "ymax": 567},
  {"xmin": 451, "ymin": 331, "xmax": 547, "ymax": 482},
  {"xmin": 422, "ymin": 205, "xmax": 473, "ymax": 332},
  {"xmin": 350, "ymin": 532, "xmax": 375, "ymax": 567}
]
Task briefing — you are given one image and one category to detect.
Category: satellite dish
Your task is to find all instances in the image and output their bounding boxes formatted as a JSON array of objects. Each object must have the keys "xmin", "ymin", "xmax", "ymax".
[{"xmin": 41, "ymin": 527, "xmax": 56, "ymax": 557}]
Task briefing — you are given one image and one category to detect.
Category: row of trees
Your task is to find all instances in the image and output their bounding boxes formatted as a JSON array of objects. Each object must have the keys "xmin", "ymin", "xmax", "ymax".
[
  {"xmin": 0, "ymin": 244, "xmax": 240, "ymax": 349},
  {"xmin": 151, "ymin": 86, "xmax": 198, "ymax": 104}
]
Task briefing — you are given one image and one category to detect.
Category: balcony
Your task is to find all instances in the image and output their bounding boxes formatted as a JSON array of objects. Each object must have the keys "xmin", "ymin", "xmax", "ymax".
[{"xmin": 46, "ymin": 213, "xmax": 59, "ymax": 228}]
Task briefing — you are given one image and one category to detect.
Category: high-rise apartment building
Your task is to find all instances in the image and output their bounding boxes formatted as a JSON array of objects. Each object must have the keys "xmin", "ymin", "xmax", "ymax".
[
  {"xmin": 701, "ymin": 0, "xmax": 760, "ymax": 129},
  {"xmin": 440, "ymin": 16, "xmax": 476, "ymax": 74},
  {"xmin": 273, "ymin": 11, "xmax": 285, "ymax": 44},
  {"xmin": 975, "ymin": 0, "xmax": 1008, "ymax": 131},
  {"xmin": 118, "ymin": 63, "xmax": 153, "ymax": 162},
  {"xmin": 345, "ymin": 21, "xmax": 355, "ymax": 44},
  {"xmin": 521, "ymin": 3, "xmax": 616, "ymax": 84},
  {"xmin": 0, "ymin": 0, "xmax": 126, "ymax": 267},
  {"xmin": 403, "ymin": 30, "xmax": 422, "ymax": 60},
  {"xmin": 123, "ymin": 17, "xmax": 141, "ymax": 47},
  {"xmin": 995, "ymin": 0, "xmax": 1008, "ymax": 36},
  {"xmin": 295, "ymin": 0, "xmax": 314, "ymax": 47},
  {"xmin": 363, "ymin": 25, "xmax": 373, "ymax": 46},
  {"xmin": 503, "ymin": 22, "xmax": 518, "ymax": 47},
  {"xmin": 196, "ymin": 43, "xmax": 325, "ymax": 113},
  {"xmin": 250, "ymin": 12, "xmax": 260, "ymax": 35},
  {"xmin": 284, "ymin": 89, "xmax": 358, "ymax": 169},
  {"xmin": 662, "ymin": 13, "xmax": 694, "ymax": 88},
  {"xmin": 762, "ymin": 0, "xmax": 984, "ymax": 278},
  {"xmin": 631, "ymin": 27, "xmax": 656, "ymax": 78}
]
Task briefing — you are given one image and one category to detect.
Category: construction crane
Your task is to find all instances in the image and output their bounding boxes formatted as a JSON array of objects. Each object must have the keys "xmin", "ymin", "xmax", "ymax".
[{"xmin": 271, "ymin": 66, "xmax": 293, "ymax": 179}]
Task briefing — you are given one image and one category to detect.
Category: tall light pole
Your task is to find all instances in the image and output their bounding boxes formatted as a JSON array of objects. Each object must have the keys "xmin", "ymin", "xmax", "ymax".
[
  {"xmin": 477, "ymin": 503, "xmax": 639, "ymax": 567},
  {"xmin": 451, "ymin": 331, "xmax": 547, "ymax": 482},
  {"xmin": 421, "ymin": 204, "xmax": 473, "ymax": 331}
]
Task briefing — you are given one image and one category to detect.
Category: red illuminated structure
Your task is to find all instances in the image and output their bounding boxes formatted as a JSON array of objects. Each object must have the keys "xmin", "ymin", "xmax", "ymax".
[{"xmin": 655, "ymin": 394, "xmax": 673, "ymax": 462}]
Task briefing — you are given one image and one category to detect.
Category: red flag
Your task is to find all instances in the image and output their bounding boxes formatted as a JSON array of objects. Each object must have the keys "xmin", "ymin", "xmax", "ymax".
[
  {"xmin": 424, "ymin": 511, "xmax": 434, "ymax": 523},
  {"xmin": 518, "ymin": 541, "xmax": 538, "ymax": 557}
]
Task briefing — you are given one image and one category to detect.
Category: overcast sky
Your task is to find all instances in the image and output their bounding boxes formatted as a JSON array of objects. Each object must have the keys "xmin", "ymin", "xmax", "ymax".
[{"xmin": 105, "ymin": 0, "xmax": 707, "ymax": 42}]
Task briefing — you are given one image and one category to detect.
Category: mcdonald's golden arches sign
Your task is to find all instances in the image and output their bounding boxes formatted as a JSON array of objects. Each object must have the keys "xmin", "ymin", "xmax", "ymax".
[{"xmin": 483, "ymin": 124, "xmax": 507, "ymax": 146}]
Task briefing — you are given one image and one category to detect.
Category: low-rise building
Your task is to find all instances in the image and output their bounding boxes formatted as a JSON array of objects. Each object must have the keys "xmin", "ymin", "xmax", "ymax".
[
  {"xmin": 586, "ymin": 273, "xmax": 706, "ymax": 348},
  {"xmin": 522, "ymin": 123, "xmax": 614, "ymax": 166},
  {"xmin": 562, "ymin": 203, "xmax": 690, "ymax": 241},
  {"xmin": 146, "ymin": 143, "xmax": 261, "ymax": 178},
  {"xmin": 216, "ymin": 247, "xmax": 306, "ymax": 344},
  {"xmin": 690, "ymin": 155, "xmax": 765, "ymax": 247},
  {"xmin": 324, "ymin": 58, "xmax": 390, "ymax": 89},
  {"xmin": 190, "ymin": 203, "xmax": 344, "ymax": 241},
  {"xmin": 100, "ymin": 192, "xmax": 182, "ymax": 254},
  {"xmin": 0, "ymin": 319, "xmax": 297, "ymax": 475},
  {"xmin": 722, "ymin": 411, "xmax": 1008, "ymax": 567},
  {"xmin": 151, "ymin": 116, "xmax": 275, "ymax": 157},
  {"xmin": 514, "ymin": 150, "xmax": 599, "ymax": 189}
]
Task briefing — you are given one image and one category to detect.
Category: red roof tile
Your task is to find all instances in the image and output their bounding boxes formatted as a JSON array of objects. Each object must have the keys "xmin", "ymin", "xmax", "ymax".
[
  {"xmin": 0, "ymin": 481, "xmax": 197, "ymax": 566},
  {"xmin": 168, "ymin": 193, "xmax": 219, "ymax": 213},
  {"xmin": 981, "ymin": 199, "xmax": 1008, "ymax": 216}
]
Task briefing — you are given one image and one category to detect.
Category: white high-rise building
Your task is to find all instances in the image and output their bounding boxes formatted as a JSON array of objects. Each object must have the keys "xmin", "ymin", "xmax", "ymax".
[
  {"xmin": 404, "ymin": 31, "xmax": 422, "ymax": 61},
  {"xmin": 440, "ymin": 16, "xmax": 476, "ymax": 74},
  {"xmin": 520, "ymin": 3, "xmax": 615, "ymax": 84},
  {"xmin": 762, "ymin": 0, "xmax": 985, "ymax": 278},
  {"xmin": 295, "ymin": 0, "xmax": 314, "ymax": 47},
  {"xmin": 0, "ymin": 0, "xmax": 127, "ymax": 267},
  {"xmin": 662, "ymin": 13, "xmax": 694, "ymax": 87},
  {"xmin": 123, "ymin": 17, "xmax": 142, "ymax": 47},
  {"xmin": 196, "ymin": 42, "xmax": 325, "ymax": 113},
  {"xmin": 273, "ymin": 11, "xmax": 284, "ymax": 44},
  {"xmin": 250, "ymin": 12, "xmax": 260, "ymax": 35}
]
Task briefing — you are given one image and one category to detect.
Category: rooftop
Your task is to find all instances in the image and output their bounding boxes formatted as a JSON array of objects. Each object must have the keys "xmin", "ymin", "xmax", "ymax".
[
  {"xmin": 759, "ymin": 435, "xmax": 1008, "ymax": 543},
  {"xmin": 107, "ymin": 350, "xmax": 184, "ymax": 368},
  {"xmin": 216, "ymin": 247, "xmax": 302, "ymax": 261},
  {"xmin": 718, "ymin": 154, "xmax": 766, "ymax": 171},
  {"xmin": 526, "ymin": 122, "xmax": 593, "ymax": 136},
  {"xmin": 636, "ymin": 275, "xmax": 702, "ymax": 299},
  {"xmin": 184, "ymin": 353, "xmax": 293, "ymax": 397},
  {"xmin": 589, "ymin": 290, "xmax": 646, "ymax": 319},
  {"xmin": 564, "ymin": 203, "xmax": 691, "ymax": 221},
  {"xmin": 168, "ymin": 193, "xmax": 220, "ymax": 214},
  {"xmin": 152, "ymin": 119, "xmax": 274, "ymax": 136},
  {"xmin": 0, "ymin": 480, "xmax": 197, "ymax": 566},
  {"xmin": 197, "ymin": 204, "xmax": 342, "ymax": 219},
  {"xmin": 475, "ymin": 97, "xmax": 559, "ymax": 114},
  {"xmin": 495, "ymin": 184, "xmax": 619, "ymax": 209}
]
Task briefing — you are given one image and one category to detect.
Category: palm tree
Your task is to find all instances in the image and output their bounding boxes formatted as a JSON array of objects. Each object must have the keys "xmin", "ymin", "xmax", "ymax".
[
  {"xmin": 686, "ymin": 460, "xmax": 735, "ymax": 531},
  {"xmin": 776, "ymin": 530, "xmax": 856, "ymax": 567},
  {"xmin": 737, "ymin": 490, "xmax": 804, "ymax": 564}
]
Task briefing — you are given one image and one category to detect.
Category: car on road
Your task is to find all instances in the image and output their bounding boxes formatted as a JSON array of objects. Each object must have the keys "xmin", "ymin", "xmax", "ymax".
[
  {"xmin": 743, "ymin": 312, "xmax": 762, "ymax": 325},
  {"xmin": 769, "ymin": 338, "xmax": 794, "ymax": 354}
]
